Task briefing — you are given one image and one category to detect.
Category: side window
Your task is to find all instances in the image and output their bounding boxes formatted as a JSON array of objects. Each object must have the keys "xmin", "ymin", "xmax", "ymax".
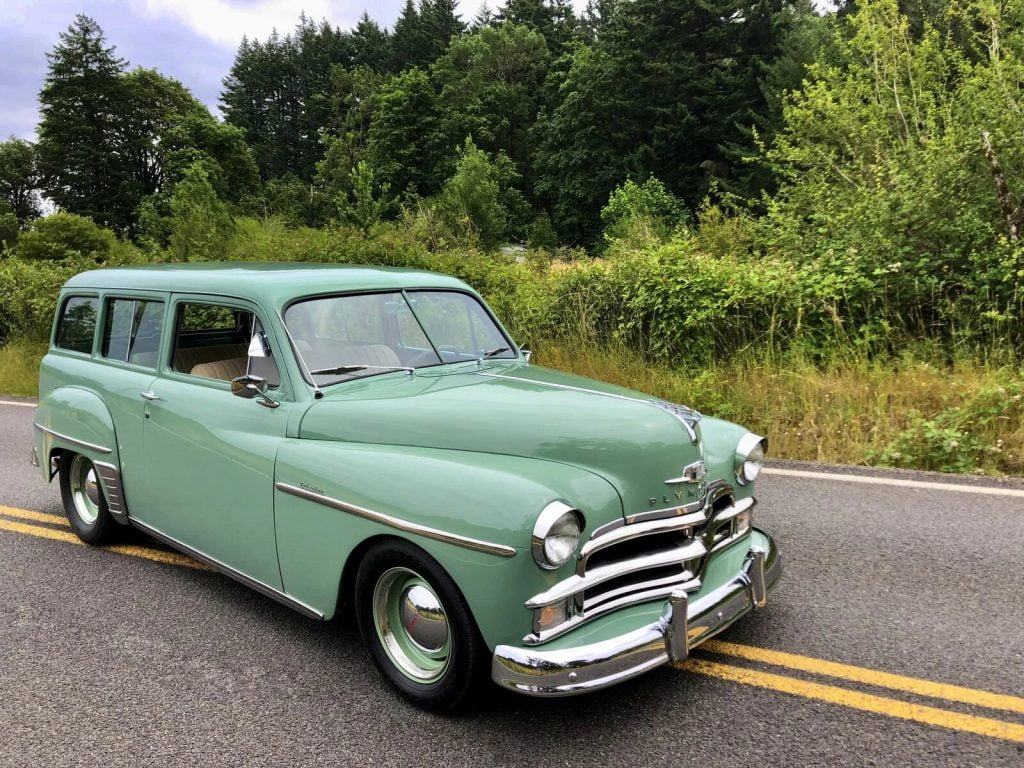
[
  {"xmin": 171, "ymin": 301, "xmax": 279, "ymax": 387},
  {"xmin": 101, "ymin": 298, "xmax": 165, "ymax": 368},
  {"xmin": 55, "ymin": 296, "xmax": 98, "ymax": 354}
]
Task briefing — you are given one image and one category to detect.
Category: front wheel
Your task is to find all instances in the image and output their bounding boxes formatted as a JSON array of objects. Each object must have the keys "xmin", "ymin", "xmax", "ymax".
[
  {"xmin": 59, "ymin": 452, "xmax": 117, "ymax": 545},
  {"xmin": 354, "ymin": 540, "xmax": 487, "ymax": 712}
]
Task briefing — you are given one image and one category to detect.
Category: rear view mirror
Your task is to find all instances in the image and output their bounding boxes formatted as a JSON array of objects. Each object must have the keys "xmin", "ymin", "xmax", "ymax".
[
  {"xmin": 231, "ymin": 374, "xmax": 267, "ymax": 398},
  {"xmin": 231, "ymin": 374, "xmax": 278, "ymax": 408}
]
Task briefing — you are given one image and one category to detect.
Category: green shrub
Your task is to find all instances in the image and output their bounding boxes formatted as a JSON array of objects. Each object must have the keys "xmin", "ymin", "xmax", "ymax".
[
  {"xmin": 0, "ymin": 211, "xmax": 18, "ymax": 251},
  {"xmin": 0, "ymin": 256, "xmax": 96, "ymax": 341},
  {"xmin": 16, "ymin": 213, "xmax": 115, "ymax": 261},
  {"xmin": 601, "ymin": 177, "xmax": 687, "ymax": 244}
]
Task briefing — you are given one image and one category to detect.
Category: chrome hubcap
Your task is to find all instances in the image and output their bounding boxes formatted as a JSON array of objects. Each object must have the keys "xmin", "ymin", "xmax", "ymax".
[
  {"xmin": 372, "ymin": 568, "xmax": 450, "ymax": 682},
  {"xmin": 69, "ymin": 455, "xmax": 101, "ymax": 525}
]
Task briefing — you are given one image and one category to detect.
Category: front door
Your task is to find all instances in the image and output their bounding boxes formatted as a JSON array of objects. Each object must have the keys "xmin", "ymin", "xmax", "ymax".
[{"xmin": 136, "ymin": 296, "xmax": 290, "ymax": 589}]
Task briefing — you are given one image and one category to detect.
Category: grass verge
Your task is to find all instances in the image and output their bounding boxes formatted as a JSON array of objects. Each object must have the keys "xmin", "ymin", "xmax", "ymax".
[
  {"xmin": 535, "ymin": 343, "xmax": 1024, "ymax": 476},
  {"xmin": 0, "ymin": 338, "xmax": 45, "ymax": 397}
]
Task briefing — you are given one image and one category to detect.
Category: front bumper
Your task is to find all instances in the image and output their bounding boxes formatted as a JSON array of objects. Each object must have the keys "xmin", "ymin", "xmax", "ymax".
[{"xmin": 491, "ymin": 534, "xmax": 782, "ymax": 696}]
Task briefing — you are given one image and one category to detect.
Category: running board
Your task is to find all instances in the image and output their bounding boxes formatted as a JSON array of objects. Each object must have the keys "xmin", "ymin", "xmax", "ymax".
[{"xmin": 130, "ymin": 519, "xmax": 325, "ymax": 620}]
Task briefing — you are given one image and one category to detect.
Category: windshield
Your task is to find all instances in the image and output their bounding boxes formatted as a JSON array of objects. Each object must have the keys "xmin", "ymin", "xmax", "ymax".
[{"xmin": 283, "ymin": 290, "xmax": 517, "ymax": 386}]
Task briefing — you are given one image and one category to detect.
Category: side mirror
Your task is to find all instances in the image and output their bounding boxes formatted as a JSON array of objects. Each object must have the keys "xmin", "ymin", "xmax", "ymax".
[
  {"xmin": 520, "ymin": 345, "xmax": 532, "ymax": 363},
  {"xmin": 231, "ymin": 374, "xmax": 279, "ymax": 408}
]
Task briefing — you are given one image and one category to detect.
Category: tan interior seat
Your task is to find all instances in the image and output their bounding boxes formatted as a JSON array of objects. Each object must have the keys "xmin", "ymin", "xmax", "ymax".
[
  {"xmin": 174, "ymin": 344, "xmax": 247, "ymax": 374},
  {"xmin": 190, "ymin": 358, "xmax": 248, "ymax": 381}
]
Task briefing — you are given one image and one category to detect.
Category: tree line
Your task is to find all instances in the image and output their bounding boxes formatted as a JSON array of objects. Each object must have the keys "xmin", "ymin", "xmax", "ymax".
[
  {"xmin": 1, "ymin": 0, "xmax": 822, "ymax": 250},
  {"xmin": 5, "ymin": 0, "xmax": 1024, "ymax": 358}
]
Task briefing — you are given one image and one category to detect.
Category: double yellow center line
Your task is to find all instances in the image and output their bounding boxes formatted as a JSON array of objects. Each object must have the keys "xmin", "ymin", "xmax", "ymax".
[
  {"xmin": 2, "ymin": 504, "xmax": 1023, "ymax": 742},
  {"xmin": 0, "ymin": 505, "xmax": 210, "ymax": 570}
]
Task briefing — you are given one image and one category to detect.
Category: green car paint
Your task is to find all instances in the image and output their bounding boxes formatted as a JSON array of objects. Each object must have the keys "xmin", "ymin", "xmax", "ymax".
[{"xmin": 34, "ymin": 263, "xmax": 780, "ymax": 699}]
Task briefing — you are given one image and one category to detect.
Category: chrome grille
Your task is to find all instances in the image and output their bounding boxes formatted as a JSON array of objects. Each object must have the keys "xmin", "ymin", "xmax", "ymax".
[{"xmin": 523, "ymin": 484, "xmax": 754, "ymax": 645}]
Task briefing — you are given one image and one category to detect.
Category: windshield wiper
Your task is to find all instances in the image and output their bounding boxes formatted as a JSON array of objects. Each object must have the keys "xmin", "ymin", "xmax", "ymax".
[
  {"xmin": 310, "ymin": 364, "xmax": 415, "ymax": 377},
  {"xmin": 479, "ymin": 346, "xmax": 511, "ymax": 361}
]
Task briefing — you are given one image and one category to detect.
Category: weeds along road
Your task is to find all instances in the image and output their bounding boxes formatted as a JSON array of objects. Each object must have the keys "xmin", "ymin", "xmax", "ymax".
[{"xmin": 1, "ymin": 399, "xmax": 1022, "ymax": 767}]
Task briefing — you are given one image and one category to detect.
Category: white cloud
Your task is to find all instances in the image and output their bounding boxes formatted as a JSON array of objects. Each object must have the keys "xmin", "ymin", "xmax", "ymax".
[{"xmin": 130, "ymin": 0, "xmax": 359, "ymax": 48}]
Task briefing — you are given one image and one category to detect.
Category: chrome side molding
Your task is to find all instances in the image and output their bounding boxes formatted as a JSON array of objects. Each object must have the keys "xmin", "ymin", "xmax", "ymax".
[
  {"xmin": 275, "ymin": 482, "xmax": 517, "ymax": 559},
  {"xmin": 130, "ymin": 518, "xmax": 325, "ymax": 620},
  {"xmin": 33, "ymin": 423, "xmax": 113, "ymax": 455}
]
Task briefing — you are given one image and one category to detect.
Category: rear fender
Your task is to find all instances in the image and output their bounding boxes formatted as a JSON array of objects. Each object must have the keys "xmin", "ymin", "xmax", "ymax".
[{"xmin": 33, "ymin": 386, "xmax": 128, "ymax": 523}]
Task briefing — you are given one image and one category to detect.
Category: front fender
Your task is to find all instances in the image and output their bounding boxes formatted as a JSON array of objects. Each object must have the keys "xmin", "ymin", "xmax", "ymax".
[
  {"xmin": 699, "ymin": 416, "xmax": 754, "ymax": 499},
  {"xmin": 273, "ymin": 439, "xmax": 623, "ymax": 648}
]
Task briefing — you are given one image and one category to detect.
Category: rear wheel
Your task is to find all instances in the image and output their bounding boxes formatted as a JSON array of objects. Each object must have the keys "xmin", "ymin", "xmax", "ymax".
[
  {"xmin": 59, "ymin": 453, "xmax": 117, "ymax": 545},
  {"xmin": 354, "ymin": 540, "xmax": 487, "ymax": 712}
]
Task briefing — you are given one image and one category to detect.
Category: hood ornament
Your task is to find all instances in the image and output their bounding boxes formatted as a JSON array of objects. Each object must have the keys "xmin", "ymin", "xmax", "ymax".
[{"xmin": 649, "ymin": 400, "xmax": 701, "ymax": 444}]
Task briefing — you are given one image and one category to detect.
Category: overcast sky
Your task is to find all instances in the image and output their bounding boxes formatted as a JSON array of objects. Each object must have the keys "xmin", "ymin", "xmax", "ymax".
[{"xmin": 0, "ymin": 0, "xmax": 584, "ymax": 141}]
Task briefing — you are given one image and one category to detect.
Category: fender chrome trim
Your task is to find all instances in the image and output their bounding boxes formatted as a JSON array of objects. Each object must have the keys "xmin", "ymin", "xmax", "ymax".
[
  {"xmin": 33, "ymin": 423, "xmax": 113, "ymax": 455},
  {"xmin": 130, "ymin": 518, "xmax": 325, "ymax": 620},
  {"xmin": 92, "ymin": 460, "xmax": 129, "ymax": 524},
  {"xmin": 275, "ymin": 481, "xmax": 517, "ymax": 558}
]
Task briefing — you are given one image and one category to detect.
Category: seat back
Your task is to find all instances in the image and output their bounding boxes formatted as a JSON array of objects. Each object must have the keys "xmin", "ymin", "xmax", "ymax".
[
  {"xmin": 173, "ymin": 344, "xmax": 247, "ymax": 374},
  {"xmin": 190, "ymin": 358, "xmax": 249, "ymax": 382}
]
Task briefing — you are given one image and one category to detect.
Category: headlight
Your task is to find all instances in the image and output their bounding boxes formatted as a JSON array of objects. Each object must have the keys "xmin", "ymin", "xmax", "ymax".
[
  {"xmin": 531, "ymin": 501, "xmax": 582, "ymax": 569},
  {"xmin": 735, "ymin": 433, "xmax": 767, "ymax": 485}
]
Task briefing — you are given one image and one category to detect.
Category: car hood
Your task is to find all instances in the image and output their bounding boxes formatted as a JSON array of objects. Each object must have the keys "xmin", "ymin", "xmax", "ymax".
[{"xmin": 299, "ymin": 363, "xmax": 705, "ymax": 518}]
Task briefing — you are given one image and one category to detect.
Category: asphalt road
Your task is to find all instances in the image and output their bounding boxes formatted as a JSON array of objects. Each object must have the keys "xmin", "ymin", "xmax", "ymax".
[{"xmin": 1, "ymin": 398, "xmax": 1022, "ymax": 767}]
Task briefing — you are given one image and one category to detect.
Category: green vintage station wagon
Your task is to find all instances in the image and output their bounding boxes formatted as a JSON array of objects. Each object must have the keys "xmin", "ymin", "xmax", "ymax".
[{"xmin": 32, "ymin": 263, "xmax": 781, "ymax": 710}]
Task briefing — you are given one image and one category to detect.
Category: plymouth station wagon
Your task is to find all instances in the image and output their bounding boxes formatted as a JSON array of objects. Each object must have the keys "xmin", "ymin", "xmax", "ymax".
[{"xmin": 32, "ymin": 264, "xmax": 781, "ymax": 711}]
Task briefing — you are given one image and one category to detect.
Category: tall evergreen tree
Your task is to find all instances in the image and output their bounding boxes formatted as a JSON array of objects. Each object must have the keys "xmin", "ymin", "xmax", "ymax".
[
  {"xmin": 351, "ymin": 13, "xmax": 392, "ymax": 71},
  {"xmin": 497, "ymin": 0, "xmax": 579, "ymax": 54},
  {"xmin": 37, "ymin": 15, "xmax": 128, "ymax": 229},
  {"xmin": 421, "ymin": 0, "xmax": 467, "ymax": 58},
  {"xmin": 390, "ymin": 0, "xmax": 428, "ymax": 70},
  {"xmin": 433, "ymin": 24, "xmax": 550, "ymax": 197},
  {"xmin": 367, "ymin": 68, "xmax": 446, "ymax": 197},
  {"xmin": 533, "ymin": 0, "xmax": 795, "ymax": 242}
]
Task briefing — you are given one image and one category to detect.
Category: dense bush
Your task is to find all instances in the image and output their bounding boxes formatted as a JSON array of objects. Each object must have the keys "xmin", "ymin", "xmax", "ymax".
[{"xmin": 16, "ymin": 212, "xmax": 115, "ymax": 261}]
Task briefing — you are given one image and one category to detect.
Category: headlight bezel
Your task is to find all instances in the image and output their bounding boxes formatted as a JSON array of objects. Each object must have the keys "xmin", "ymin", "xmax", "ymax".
[
  {"xmin": 531, "ymin": 501, "xmax": 583, "ymax": 570},
  {"xmin": 735, "ymin": 433, "xmax": 767, "ymax": 486}
]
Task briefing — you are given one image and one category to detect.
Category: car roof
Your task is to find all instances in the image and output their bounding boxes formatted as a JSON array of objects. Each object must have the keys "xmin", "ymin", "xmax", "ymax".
[{"xmin": 63, "ymin": 262, "xmax": 474, "ymax": 308}]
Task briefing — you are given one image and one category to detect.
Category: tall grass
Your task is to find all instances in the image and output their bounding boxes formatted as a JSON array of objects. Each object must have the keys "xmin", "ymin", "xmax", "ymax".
[
  {"xmin": 0, "ymin": 338, "xmax": 45, "ymax": 397},
  {"xmin": 534, "ymin": 342, "xmax": 1024, "ymax": 475}
]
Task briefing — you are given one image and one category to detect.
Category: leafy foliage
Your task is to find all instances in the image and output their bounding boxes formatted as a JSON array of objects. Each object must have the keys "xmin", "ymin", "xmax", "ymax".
[
  {"xmin": 16, "ymin": 213, "xmax": 114, "ymax": 262},
  {"xmin": 167, "ymin": 163, "xmax": 234, "ymax": 261},
  {"xmin": 335, "ymin": 161, "xmax": 397, "ymax": 230},
  {"xmin": 0, "ymin": 139, "xmax": 41, "ymax": 222}
]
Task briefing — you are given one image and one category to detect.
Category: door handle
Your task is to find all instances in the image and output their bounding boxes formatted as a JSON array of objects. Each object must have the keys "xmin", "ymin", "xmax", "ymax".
[{"xmin": 140, "ymin": 391, "xmax": 160, "ymax": 401}]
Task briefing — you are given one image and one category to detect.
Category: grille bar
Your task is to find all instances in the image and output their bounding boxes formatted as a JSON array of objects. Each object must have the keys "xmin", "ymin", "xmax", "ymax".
[
  {"xmin": 525, "ymin": 538, "xmax": 706, "ymax": 609},
  {"xmin": 522, "ymin": 484, "xmax": 756, "ymax": 646}
]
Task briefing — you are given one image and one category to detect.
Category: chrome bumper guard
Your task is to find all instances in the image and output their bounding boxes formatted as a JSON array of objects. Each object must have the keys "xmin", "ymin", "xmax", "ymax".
[{"xmin": 491, "ymin": 537, "xmax": 782, "ymax": 696}]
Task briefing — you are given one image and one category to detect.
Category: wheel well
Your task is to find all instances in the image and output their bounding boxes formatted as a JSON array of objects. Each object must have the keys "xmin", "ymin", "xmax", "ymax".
[
  {"xmin": 47, "ymin": 447, "xmax": 68, "ymax": 481},
  {"xmin": 336, "ymin": 534, "xmax": 405, "ymax": 616}
]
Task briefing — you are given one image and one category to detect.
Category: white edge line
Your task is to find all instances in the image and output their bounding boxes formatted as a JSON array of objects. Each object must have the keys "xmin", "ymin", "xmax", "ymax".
[
  {"xmin": 763, "ymin": 467, "xmax": 1024, "ymax": 498},
  {"xmin": 0, "ymin": 400, "xmax": 35, "ymax": 408}
]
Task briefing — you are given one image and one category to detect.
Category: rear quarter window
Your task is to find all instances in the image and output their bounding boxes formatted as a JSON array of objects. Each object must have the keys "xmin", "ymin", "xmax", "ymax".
[{"xmin": 55, "ymin": 296, "xmax": 99, "ymax": 354}]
